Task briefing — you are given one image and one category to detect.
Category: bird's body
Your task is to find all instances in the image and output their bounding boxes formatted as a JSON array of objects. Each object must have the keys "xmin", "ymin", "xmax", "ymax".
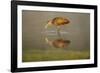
[
  {"xmin": 51, "ymin": 17, "xmax": 70, "ymax": 26},
  {"xmin": 45, "ymin": 17, "xmax": 70, "ymax": 29}
]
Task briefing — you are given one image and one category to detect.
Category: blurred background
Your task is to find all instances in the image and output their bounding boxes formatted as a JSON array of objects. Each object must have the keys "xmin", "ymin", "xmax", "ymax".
[{"xmin": 22, "ymin": 10, "xmax": 90, "ymax": 62}]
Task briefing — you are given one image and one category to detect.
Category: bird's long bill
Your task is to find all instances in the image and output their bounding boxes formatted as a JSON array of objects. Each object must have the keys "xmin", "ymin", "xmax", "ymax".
[{"xmin": 45, "ymin": 23, "xmax": 51, "ymax": 29}]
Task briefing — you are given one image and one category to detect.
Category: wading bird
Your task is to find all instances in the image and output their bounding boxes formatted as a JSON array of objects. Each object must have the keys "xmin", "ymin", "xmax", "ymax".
[{"xmin": 45, "ymin": 17, "xmax": 70, "ymax": 36}]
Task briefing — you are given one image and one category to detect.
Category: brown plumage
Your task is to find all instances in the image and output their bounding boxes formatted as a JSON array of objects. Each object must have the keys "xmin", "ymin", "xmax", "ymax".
[
  {"xmin": 45, "ymin": 17, "xmax": 70, "ymax": 29},
  {"xmin": 52, "ymin": 17, "xmax": 70, "ymax": 26},
  {"xmin": 52, "ymin": 39, "xmax": 70, "ymax": 48},
  {"xmin": 45, "ymin": 37, "xmax": 70, "ymax": 48}
]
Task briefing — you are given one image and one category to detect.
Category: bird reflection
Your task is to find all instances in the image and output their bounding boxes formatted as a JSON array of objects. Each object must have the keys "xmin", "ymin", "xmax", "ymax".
[{"xmin": 45, "ymin": 37, "xmax": 70, "ymax": 48}]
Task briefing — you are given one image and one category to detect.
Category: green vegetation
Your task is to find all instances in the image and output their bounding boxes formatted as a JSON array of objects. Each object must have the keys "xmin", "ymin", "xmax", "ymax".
[{"xmin": 22, "ymin": 49, "xmax": 90, "ymax": 62}]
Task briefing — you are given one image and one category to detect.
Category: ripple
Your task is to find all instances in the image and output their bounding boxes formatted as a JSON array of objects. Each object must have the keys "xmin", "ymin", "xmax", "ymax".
[{"xmin": 41, "ymin": 31, "xmax": 68, "ymax": 35}]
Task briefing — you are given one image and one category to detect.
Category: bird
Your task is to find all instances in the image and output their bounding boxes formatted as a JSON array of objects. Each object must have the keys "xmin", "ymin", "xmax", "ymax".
[
  {"xmin": 45, "ymin": 17, "xmax": 70, "ymax": 36},
  {"xmin": 45, "ymin": 17, "xmax": 70, "ymax": 29}
]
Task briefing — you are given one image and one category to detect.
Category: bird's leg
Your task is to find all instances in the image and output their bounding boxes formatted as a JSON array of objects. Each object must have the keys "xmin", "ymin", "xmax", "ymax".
[{"xmin": 57, "ymin": 26, "xmax": 61, "ymax": 38}]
